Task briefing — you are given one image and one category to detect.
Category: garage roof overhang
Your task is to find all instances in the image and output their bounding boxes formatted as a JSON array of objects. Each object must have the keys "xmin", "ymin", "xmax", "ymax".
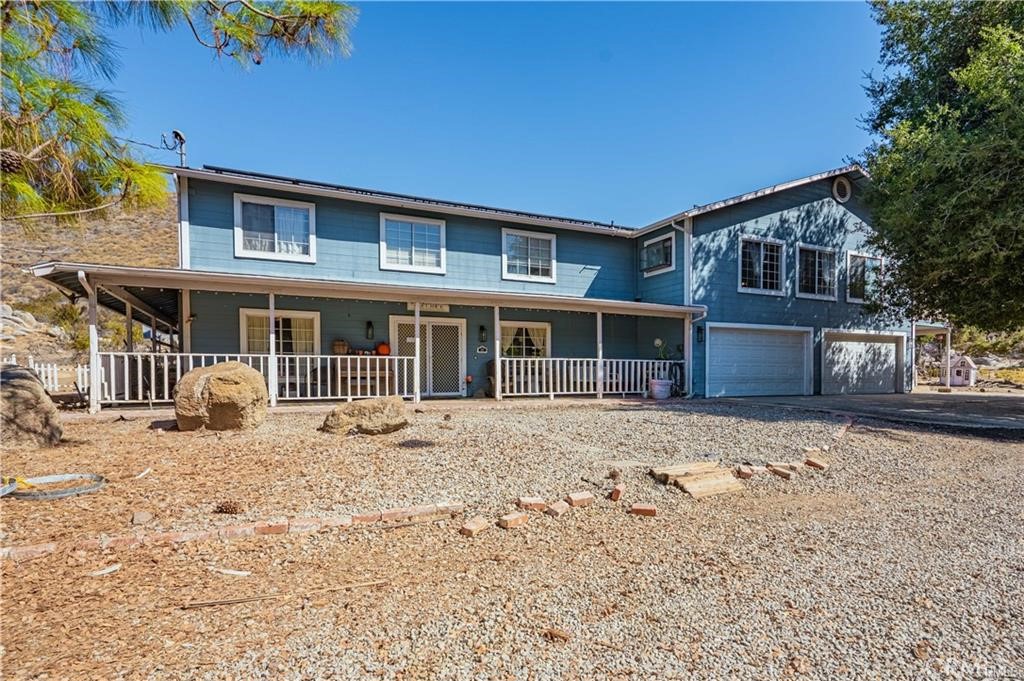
[{"xmin": 31, "ymin": 262, "xmax": 706, "ymax": 320}]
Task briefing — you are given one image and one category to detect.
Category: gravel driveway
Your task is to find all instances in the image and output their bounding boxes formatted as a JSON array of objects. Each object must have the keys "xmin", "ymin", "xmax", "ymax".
[{"xmin": 2, "ymin": 402, "xmax": 1022, "ymax": 680}]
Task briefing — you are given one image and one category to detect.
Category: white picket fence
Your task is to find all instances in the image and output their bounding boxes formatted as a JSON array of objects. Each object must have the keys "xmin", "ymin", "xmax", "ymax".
[{"xmin": 1, "ymin": 354, "xmax": 81, "ymax": 393}]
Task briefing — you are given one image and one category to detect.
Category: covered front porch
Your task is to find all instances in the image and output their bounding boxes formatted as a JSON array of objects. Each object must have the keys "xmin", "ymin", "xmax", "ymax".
[{"xmin": 31, "ymin": 263, "xmax": 703, "ymax": 411}]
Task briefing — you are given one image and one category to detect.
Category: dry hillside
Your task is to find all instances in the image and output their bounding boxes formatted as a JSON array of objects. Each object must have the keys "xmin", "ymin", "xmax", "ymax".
[{"xmin": 1, "ymin": 197, "xmax": 178, "ymax": 362}]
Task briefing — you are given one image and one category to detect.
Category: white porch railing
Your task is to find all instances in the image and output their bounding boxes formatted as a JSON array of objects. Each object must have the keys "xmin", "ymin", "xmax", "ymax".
[
  {"xmin": 498, "ymin": 358, "xmax": 682, "ymax": 398},
  {"xmin": 94, "ymin": 352, "xmax": 416, "ymax": 404},
  {"xmin": 2, "ymin": 354, "xmax": 73, "ymax": 393}
]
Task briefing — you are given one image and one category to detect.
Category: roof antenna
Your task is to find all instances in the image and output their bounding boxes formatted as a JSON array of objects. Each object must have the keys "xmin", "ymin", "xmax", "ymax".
[{"xmin": 161, "ymin": 130, "xmax": 187, "ymax": 167}]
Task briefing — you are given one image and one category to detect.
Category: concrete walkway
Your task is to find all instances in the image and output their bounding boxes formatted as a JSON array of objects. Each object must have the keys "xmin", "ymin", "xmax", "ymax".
[{"xmin": 723, "ymin": 392, "xmax": 1024, "ymax": 431}]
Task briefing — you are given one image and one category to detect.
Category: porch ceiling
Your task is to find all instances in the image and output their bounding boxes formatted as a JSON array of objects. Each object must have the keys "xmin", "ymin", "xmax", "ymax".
[
  {"xmin": 37, "ymin": 267, "xmax": 179, "ymax": 329},
  {"xmin": 31, "ymin": 261, "xmax": 706, "ymax": 319}
]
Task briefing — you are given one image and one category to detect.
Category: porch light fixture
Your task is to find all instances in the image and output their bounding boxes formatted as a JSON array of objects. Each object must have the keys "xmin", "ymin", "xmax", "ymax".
[
  {"xmin": 479, "ymin": 325, "xmax": 487, "ymax": 343},
  {"xmin": 365, "ymin": 321, "xmax": 374, "ymax": 340}
]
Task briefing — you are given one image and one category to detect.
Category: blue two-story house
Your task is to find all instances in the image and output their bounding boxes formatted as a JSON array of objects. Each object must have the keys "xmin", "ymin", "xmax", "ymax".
[{"xmin": 32, "ymin": 163, "xmax": 915, "ymax": 412}]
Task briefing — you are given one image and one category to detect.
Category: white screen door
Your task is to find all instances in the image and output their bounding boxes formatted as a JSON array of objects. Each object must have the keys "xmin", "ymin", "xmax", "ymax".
[{"xmin": 390, "ymin": 316, "xmax": 466, "ymax": 397}]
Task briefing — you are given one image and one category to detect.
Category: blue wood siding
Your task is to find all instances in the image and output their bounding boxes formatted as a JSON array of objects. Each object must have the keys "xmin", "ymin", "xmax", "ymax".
[
  {"xmin": 688, "ymin": 176, "xmax": 912, "ymax": 395},
  {"xmin": 635, "ymin": 225, "xmax": 686, "ymax": 305},
  {"xmin": 187, "ymin": 179, "xmax": 637, "ymax": 301},
  {"xmin": 188, "ymin": 291, "xmax": 682, "ymax": 394}
]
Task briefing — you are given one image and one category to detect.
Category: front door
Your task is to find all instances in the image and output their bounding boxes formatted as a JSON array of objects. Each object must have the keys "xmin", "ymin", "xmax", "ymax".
[{"xmin": 390, "ymin": 316, "xmax": 466, "ymax": 397}]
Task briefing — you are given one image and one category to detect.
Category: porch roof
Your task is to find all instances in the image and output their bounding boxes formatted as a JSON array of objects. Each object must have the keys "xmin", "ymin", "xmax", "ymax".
[{"xmin": 31, "ymin": 261, "xmax": 706, "ymax": 320}]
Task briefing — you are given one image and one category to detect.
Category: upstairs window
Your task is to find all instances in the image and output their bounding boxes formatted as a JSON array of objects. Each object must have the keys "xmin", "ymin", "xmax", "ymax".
[
  {"xmin": 234, "ymin": 194, "xmax": 315, "ymax": 263},
  {"xmin": 380, "ymin": 213, "xmax": 446, "ymax": 274},
  {"xmin": 847, "ymin": 252, "xmax": 883, "ymax": 303},
  {"xmin": 797, "ymin": 245, "xmax": 837, "ymax": 300},
  {"xmin": 500, "ymin": 322, "xmax": 550, "ymax": 357},
  {"xmin": 240, "ymin": 309, "xmax": 319, "ymax": 355},
  {"xmin": 640, "ymin": 233, "xmax": 675, "ymax": 277},
  {"xmin": 502, "ymin": 228, "xmax": 556, "ymax": 283},
  {"xmin": 739, "ymin": 236, "xmax": 784, "ymax": 295}
]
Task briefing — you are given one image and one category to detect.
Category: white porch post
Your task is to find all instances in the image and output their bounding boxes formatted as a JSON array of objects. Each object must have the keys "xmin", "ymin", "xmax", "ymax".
[
  {"xmin": 181, "ymin": 288, "xmax": 192, "ymax": 353},
  {"xmin": 493, "ymin": 306, "xmax": 502, "ymax": 400},
  {"xmin": 86, "ymin": 279, "xmax": 100, "ymax": 414},
  {"xmin": 944, "ymin": 329, "xmax": 951, "ymax": 389},
  {"xmin": 413, "ymin": 302, "xmax": 422, "ymax": 403},
  {"xmin": 125, "ymin": 303, "xmax": 133, "ymax": 353},
  {"xmin": 268, "ymin": 293, "xmax": 278, "ymax": 407},
  {"xmin": 596, "ymin": 311, "xmax": 604, "ymax": 399}
]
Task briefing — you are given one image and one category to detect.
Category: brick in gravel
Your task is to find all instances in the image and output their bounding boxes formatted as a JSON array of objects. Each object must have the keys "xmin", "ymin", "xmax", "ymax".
[
  {"xmin": 801, "ymin": 446, "xmax": 823, "ymax": 456},
  {"xmin": 498, "ymin": 512, "xmax": 529, "ymax": 529},
  {"xmin": 254, "ymin": 518, "xmax": 289, "ymax": 535},
  {"xmin": 288, "ymin": 517, "xmax": 322, "ymax": 534},
  {"xmin": 218, "ymin": 523, "xmax": 257, "ymax": 540},
  {"xmin": 352, "ymin": 511, "xmax": 382, "ymax": 524},
  {"xmin": 565, "ymin": 491, "xmax": 594, "ymax": 507},
  {"xmin": 545, "ymin": 500, "xmax": 571, "ymax": 518},
  {"xmin": 610, "ymin": 483, "xmax": 624, "ymax": 501},
  {"xmin": 321, "ymin": 515, "xmax": 353, "ymax": 529},
  {"xmin": 517, "ymin": 496, "xmax": 547, "ymax": 511},
  {"xmin": 130, "ymin": 510, "xmax": 153, "ymax": 525},
  {"xmin": 805, "ymin": 456, "xmax": 828, "ymax": 470},
  {"xmin": 7, "ymin": 543, "xmax": 55, "ymax": 562},
  {"xmin": 736, "ymin": 465, "xmax": 754, "ymax": 479},
  {"xmin": 460, "ymin": 515, "xmax": 490, "ymax": 537},
  {"xmin": 106, "ymin": 534, "xmax": 144, "ymax": 549},
  {"xmin": 436, "ymin": 502, "xmax": 465, "ymax": 515},
  {"xmin": 768, "ymin": 466, "xmax": 794, "ymax": 480},
  {"xmin": 768, "ymin": 461, "xmax": 801, "ymax": 472},
  {"xmin": 629, "ymin": 503, "xmax": 657, "ymax": 517}
]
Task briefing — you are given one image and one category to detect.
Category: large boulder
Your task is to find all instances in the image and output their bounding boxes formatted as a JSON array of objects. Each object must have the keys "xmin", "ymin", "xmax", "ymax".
[
  {"xmin": 1, "ymin": 364, "xmax": 63, "ymax": 447},
  {"xmin": 320, "ymin": 396, "xmax": 409, "ymax": 435},
  {"xmin": 173, "ymin": 361, "xmax": 268, "ymax": 431}
]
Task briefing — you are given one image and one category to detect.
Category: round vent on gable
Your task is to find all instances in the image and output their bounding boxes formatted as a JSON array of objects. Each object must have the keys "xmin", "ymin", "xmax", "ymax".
[{"xmin": 832, "ymin": 176, "xmax": 852, "ymax": 203}]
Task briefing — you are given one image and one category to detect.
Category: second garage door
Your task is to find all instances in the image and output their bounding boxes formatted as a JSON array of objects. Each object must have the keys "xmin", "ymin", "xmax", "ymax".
[
  {"xmin": 707, "ymin": 325, "xmax": 811, "ymax": 397},
  {"xmin": 822, "ymin": 332, "xmax": 903, "ymax": 394}
]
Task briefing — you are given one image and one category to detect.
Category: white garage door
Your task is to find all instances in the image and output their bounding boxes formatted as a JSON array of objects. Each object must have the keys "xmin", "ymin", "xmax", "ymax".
[
  {"xmin": 823, "ymin": 332, "xmax": 901, "ymax": 395},
  {"xmin": 707, "ymin": 326, "xmax": 810, "ymax": 397}
]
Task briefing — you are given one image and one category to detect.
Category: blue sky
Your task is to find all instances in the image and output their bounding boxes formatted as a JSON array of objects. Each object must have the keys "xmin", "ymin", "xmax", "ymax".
[{"xmin": 109, "ymin": 2, "xmax": 881, "ymax": 227}]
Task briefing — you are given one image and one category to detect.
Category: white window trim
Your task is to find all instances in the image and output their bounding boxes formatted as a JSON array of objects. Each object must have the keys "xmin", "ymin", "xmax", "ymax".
[
  {"xmin": 499, "ymin": 320, "xmax": 552, "ymax": 357},
  {"xmin": 795, "ymin": 242, "xmax": 838, "ymax": 301},
  {"xmin": 641, "ymin": 231, "xmax": 676, "ymax": 278},
  {"xmin": 846, "ymin": 250, "xmax": 883, "ymax": 304},
  {"xmin": 238, "ymin": 307, "xmax": 321, "ymax": 354},
  {"xmin": 379, "ymin": 212, "xmax": 447, "ymax": 275},
  {"xmin": 233, "ymin": 193, "xmax": 317, "ymax": 264},
  {"xmin": 736, "ymin": 235, "xmax": 786, "ymax": 297},
  {"xmin": 501, "ymin": 227, "xmax": 557, "ymax": 284}
]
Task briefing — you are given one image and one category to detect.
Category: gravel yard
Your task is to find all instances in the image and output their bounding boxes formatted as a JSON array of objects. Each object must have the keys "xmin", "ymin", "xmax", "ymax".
[{"xmin": 2, "ymin": 401, "xmax": 1022, "ymax": 679}]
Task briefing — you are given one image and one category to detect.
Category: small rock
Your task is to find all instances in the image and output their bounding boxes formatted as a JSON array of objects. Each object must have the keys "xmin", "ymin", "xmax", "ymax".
[
  {"xmin": 214, "ymin": 500, "xmax": 244, "ymax": 515},
  {"xmin": 131, "ymin": 510, "xmax": 153, "ymax": 526}
]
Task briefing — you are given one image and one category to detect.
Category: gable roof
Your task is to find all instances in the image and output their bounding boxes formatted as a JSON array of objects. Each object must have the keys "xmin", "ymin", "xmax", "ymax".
[
  {"xmin": 164, "ymin": 164, "xmax": 637, "ymax": 237},
  {"xmin": 633, "ymin": 164, "xmax": 868, "ymax": 236}
]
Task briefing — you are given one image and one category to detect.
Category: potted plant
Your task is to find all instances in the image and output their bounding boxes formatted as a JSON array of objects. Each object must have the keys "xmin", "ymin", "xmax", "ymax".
[{"xmin": 649, "ymin": 338, "xmax": 673, "ymax": 399}]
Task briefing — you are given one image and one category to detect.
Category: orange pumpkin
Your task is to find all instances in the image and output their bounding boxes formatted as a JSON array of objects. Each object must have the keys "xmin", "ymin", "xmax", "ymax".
[{"xmin": 376, "ymin": 342, "xmax": 391, "ymax": 356}]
